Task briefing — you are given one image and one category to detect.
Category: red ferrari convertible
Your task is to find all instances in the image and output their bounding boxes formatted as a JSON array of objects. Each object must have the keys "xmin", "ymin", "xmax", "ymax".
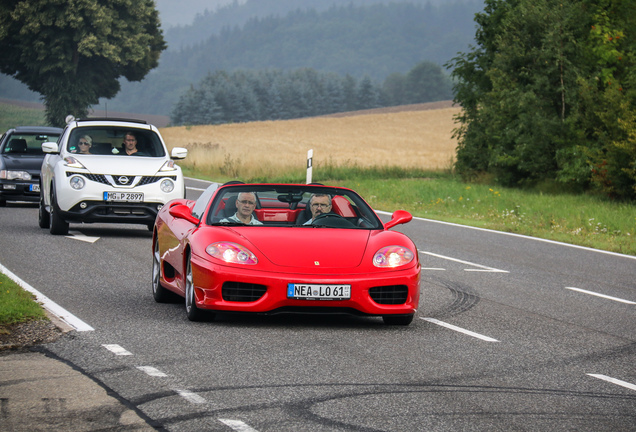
[{"xmin": 152, "ymin": 182, "xmax": 421, "ymax": 325}]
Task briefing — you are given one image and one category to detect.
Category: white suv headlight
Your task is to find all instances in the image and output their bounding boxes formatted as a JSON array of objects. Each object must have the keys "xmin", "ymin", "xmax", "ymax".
[
  {"xmin": 63, "ymin": 156, "xmax": 86, "ymax": 169},
  {"xmin": 160, "ymin": 179, "xmax": 175, "ymax": 193},
  {"xmin": 159, "ymin": 160, "xmax": 176, "ymax": 171},
  {"xmin": 69, "ymin": 175, "xmax": 86, "ymax": 190}
]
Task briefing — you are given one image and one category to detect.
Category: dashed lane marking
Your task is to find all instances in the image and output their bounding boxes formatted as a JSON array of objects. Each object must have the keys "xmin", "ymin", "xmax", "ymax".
[
  {"xmin": 219, "ymin": 419, "xmax": 260, "ymax": 431},
  {"xmin": 137, "ymin": 366, "xmax": 168, "ymax": 377},
  {"xmin": 566, "ymin": 287, "xmax": 635, "ymax": 305},
  {"xmin": 102, "ymin": 344, "xmax": 132, "ymax": 355},
  {"xmin": 419, "ymin": 250, "xmax": 508, "ymax": 273},
  {"xmin": 587, "ymin": 374, "xmax": 636, "ymax": 391},
  {"xmin": 421, "ymin": 317, "xmax": 500, "ymax": 342},
  {"xmin": 174, "ymin": 389, "xmax": 206, "ymax": 404}
]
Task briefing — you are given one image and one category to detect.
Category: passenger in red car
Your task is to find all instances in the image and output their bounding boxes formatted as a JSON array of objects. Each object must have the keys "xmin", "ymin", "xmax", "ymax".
[
  {"xmin": 221, "ymin": 192, "xmax": 263, "ymax": 225},
  {"xmin": 303, "ymin": 194, "xmax": 332, "ymax": 225}
]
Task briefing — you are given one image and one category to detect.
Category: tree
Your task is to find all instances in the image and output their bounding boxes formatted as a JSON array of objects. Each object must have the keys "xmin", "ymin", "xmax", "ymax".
[
  {"xmin": 0, "ymin": 0, "xmax": 165, "ymax": 126},
  {"xmin": 447, "ymin": 0, "xmax": 636, "ymax": 199}
]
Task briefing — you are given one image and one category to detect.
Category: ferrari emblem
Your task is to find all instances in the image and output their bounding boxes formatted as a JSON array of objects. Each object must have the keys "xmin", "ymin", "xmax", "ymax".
[{"xmin": 314, "ymin": 261, "xmax": 320, "ymax": 265}]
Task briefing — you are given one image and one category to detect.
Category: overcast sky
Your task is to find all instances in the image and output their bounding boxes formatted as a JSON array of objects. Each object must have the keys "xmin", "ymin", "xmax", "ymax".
[{"xmin": 155, "ymin": 0, "xmax": 238, "ymax": 27}]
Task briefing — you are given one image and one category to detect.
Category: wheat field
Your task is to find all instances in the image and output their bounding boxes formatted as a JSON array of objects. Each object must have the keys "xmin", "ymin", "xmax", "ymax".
[{"xmin": 159, "ymin": 104, "xmax": 461, "ymax": 178}]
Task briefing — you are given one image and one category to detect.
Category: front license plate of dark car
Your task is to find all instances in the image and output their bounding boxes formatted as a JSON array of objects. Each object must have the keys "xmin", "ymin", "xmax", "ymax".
[
  {"xmin": 287, "ymin": 283, "xmax": 351, "ymax": 300},
  {"xmin": 104, "ymin": 192, "xmax": 144, "ymax": 202}
]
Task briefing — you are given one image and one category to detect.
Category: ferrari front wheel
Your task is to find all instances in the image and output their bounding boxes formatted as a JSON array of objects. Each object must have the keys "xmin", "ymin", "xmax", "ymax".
[
  {"xmin": 382, "ymin": 314, "xmax": 414, "ymax": 326},
  {"xmin": 152, "ymin": 238, "xmax": 175, "ymax": 303},
  {"xmin": 184, "ymin": 254, "xmax": 209, "ymax": 321}
]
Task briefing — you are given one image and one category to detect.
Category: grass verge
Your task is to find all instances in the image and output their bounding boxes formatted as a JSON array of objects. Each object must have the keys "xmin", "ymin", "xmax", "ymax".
[
  {"xmin": 185, "ymin": 168, "xmax": 636, "ymax": 257},
  {"xmin": 0, "ymin": 272, "xmax": 47, "ymax": 329}
]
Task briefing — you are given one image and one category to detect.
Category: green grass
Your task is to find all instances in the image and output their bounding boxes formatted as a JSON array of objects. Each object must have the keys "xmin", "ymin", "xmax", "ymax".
[
  {"xmin": 0, "ymin": 103, "xmax": 47, "ymax": 131},
  {"xmin": 186, "ymin": 167, "xmax": 636, "ymax": 257},
  {"xmin": 0, "ymin": 273, "xmax": 47, "ymax": 328},
  {"xmin": 339, "ymin": 177, "xmax": 636, "ymax": 256}
]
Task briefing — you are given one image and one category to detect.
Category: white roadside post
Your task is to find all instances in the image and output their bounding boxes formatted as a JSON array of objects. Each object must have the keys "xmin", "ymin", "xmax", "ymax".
[{"xmin": 306, "ymin": 149, "xmax": 313, "ymax": 184}]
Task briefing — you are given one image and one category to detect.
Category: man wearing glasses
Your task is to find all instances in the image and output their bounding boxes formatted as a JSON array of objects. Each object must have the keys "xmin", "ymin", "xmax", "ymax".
[
  {"xmin": 221, "ymin": 192, "xmax": 263, "ymax": 225},
  {"xmin": 303, "ymin": 193, "xmax": 332, "ymax": 225}
]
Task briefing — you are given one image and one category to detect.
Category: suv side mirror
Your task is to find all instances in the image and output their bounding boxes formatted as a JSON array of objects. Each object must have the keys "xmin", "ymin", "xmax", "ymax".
[
  {"xmin": 384, "ymin": 210, "xmax": 413, "ymax": 230},
  {"xmin": 41, "ymin": 142, "xmax": 59, "ymax": 154},
  {"xmin": 171, "ymin": 147, "xmax": 188, "ymax": 160}
]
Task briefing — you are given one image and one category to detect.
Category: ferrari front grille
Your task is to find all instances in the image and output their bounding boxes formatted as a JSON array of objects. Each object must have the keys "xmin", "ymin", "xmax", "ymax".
[
  {"xmin": 222, "ymin": 282, "xmax": 267, "ymax": 302},
  {"xmin": 369, "ymin": 285, "xmax": 409, "ymax": 305}
]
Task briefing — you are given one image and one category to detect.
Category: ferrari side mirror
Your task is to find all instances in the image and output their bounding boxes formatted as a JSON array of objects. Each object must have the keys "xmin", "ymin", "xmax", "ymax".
[
  {"xmin": 168, "ymin": 204, "xmax": 200, "ymax": 225},
  {"xmin": 384, "ymin": 210, "xmax": 412, "ymax": 230}
]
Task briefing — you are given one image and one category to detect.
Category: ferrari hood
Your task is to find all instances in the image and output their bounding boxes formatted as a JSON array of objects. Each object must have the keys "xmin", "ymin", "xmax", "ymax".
[
  {"xmin": 75, "ymin": 155, "xmax": 167, "ymax": 175},
  {"xmin": 240, "ymin": 228, "xmax": 372, "ymax": 269}
]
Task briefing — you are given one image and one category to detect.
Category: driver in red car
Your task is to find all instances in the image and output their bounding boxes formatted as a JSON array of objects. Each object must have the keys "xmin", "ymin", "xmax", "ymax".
[
  {"xmin": 303, "ymin": 194, "xmax": 332, "ymax": 225},
  {"xmin": 221, "ymin": 192, "xmax": 263, "ymax": 225}
]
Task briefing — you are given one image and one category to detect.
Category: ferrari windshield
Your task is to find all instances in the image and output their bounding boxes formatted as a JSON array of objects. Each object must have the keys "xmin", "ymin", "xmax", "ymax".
[{"xmin": 206, "ymin": 184, "xmax": 382, "ymax": 229}]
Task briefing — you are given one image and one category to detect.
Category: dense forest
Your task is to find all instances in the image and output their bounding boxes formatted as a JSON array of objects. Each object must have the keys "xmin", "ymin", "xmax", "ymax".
[
  {"xmin": 171, "ymin": 61, "xmax": 451, "ymax": 125},
  {"xmin": 450, "ymin": 0, "xmax": 635, "ymax": 200},
  {"xmin": 0, "ymin": 0, "xmax": 482, "ymax": 116}
]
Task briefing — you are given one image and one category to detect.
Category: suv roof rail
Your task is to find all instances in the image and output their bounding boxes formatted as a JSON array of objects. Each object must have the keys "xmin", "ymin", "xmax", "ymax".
[{"xmin": 75, "ymin": 117, "xmax": 148, "ymax": 124}]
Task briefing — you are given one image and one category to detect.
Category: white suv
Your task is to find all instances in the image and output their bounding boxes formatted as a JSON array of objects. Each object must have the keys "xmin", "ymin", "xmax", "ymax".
[{"xmin": 40, "ymin": 118, "xmax": 187, "ymax": 235}]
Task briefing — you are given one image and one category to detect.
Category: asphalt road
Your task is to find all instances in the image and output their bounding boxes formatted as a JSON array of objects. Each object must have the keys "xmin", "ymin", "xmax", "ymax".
[{"xmin": 1, "ymin": 177, "xmax": 635, "ymax": 431}]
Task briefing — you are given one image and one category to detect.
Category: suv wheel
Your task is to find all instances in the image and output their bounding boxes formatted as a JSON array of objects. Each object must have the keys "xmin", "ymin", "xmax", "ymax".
[
  {"xmin": 49, "ymin": 188, "xmax": 69, "ymax": 235},
  {"xmin": 38, "ymin": 194, "xmax": 50, "ymax": 228}
]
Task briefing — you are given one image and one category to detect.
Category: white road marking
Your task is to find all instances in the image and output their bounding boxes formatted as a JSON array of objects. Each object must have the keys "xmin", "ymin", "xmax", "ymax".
[
  {"xmin": 102, "ymin": 344, "xmax": 132, "ymax": 355},
  {"xmin": 0, "ymin": 262, "xmax": 94, "ymax": 331},
  {"xmin": 419, "ymin": 250, "xmax": 508, "ymax": 273},
  {"xmin": 186, "ymin": 186, "xmax": 207, "ymax": 191},
  {"xmin": 587, "ymin": 374, "xmax": 636, "ymax": 391},
  {"xmin": 137, "ymin": 366, "xmax": 168, "ymax": 377},
  {"xmin": 421, "ymin": 267, "xmax": 446, "ymax": 271},
  {"xmin": 219, "ymin": 419, "xmax": 260, "ymax": 432},
  {"xmin": 565, "ymin": 287, "xmax": 635, "ymax": 305},
  {"xmin": 66, "ymin": 230, "xmax": 100, "ymax": 243},
  {"xmin": 174, "ymin": 389, "xmax": 206, "ymax": 404},
  {"xmin": 421, "ymin": 318, "xmax": 500, "ymax": 342}
]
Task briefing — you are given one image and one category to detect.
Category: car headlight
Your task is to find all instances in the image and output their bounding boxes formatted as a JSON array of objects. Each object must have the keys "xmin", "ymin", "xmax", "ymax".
[
  {"xmin": 206, "ymin": 242, "xmax": 258, "ymax": 265},
  {"xmin": 63, "ymin": 156, "xmax": 86, "ymax": 169},
  {"xmin": 159, "ymin": 160, "xmax": 176, "ymax": 171},
  {"xmin": 69, "ymin": 175, "xmax": 85, "ymax": 190},
  {"xmin": 160, "ymin": 178, "xmax": 175, "ymax": 193},
  {"xmin": 373, "ymin": 246, "xmax": 414, "ymax": 268},
  {"xmin": 0, "ymin": 170, "xmax": 31, "ymax": 180}
]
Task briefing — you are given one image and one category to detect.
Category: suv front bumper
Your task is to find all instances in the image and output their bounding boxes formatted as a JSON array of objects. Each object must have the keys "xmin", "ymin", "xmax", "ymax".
[{"xmin": 58, "ymin": 200, "xmax": 164, "ymax": 224}]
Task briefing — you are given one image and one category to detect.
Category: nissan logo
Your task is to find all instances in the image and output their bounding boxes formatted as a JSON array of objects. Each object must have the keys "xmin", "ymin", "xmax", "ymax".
[{"xmin": 118, "ymin": 176, "xmax": 130, "ymax": 185}]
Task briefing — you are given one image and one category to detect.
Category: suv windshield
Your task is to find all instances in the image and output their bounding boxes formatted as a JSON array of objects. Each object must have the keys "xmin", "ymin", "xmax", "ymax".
[{"xmin": 68, "ymin": 127, "xmax": 166, "ymax": 157}]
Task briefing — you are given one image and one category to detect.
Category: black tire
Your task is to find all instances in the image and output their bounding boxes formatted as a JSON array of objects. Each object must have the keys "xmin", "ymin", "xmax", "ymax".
[
  {"xmin": 184, "ymin": 254, "xmax": 211, "ymax": 321},
  {"xmin": 382, "ymin": 314, "xmax": 414, "ymax": 326},
  {"xmin": 152, "ymin": 238, "xmax": 176, "ymax": 303},
  {"xmin": 38, "ymin": 195, "xmax": 50, "ymax": 228},
  {"xmin": 0, "ymin": 199, "xmax": 6, "ymax": 207},
  {"xmin": 49, "ymin": 188, "xmax": 69, "ymax": 235}
]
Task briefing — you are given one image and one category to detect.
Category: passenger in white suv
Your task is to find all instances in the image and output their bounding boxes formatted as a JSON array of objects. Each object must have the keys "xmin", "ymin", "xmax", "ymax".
[{"xmin": 39, "ymin": 118, "xmax": 188, "ymax": 235}]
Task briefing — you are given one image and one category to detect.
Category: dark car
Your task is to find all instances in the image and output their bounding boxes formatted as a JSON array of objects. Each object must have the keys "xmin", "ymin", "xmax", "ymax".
[{"xmin": 0, "ymin": 126, "xmax": 63, "ymax": 206}]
